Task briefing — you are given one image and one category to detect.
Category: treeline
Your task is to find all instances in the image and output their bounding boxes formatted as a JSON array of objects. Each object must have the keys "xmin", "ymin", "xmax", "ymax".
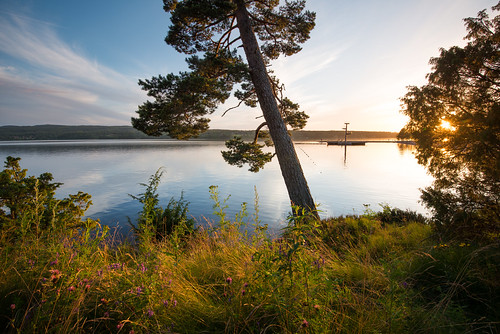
[{"xmin": 0, "ymin": 125, "xmax": 397, "ymax": 141}]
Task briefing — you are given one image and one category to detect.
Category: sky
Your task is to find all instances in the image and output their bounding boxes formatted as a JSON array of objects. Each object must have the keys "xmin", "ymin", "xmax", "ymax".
[{"xmin": 0, "ymin": 0, "xmax": 496, "ymax": 132}]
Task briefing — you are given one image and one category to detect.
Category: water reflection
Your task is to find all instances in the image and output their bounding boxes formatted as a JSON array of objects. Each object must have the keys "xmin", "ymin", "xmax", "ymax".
[{"xmin": 0, "ymin": 140, "xmax": 432, "ymax": 232}]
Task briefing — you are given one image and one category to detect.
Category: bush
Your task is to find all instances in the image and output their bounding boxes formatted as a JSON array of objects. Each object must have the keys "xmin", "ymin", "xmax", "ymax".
[
  {"xmin": 0, "ymin": 156, "xmax": 93, "ymax": 238},
  {"xmin": 130, "ymin": 168, "xmax": 195, "ymax": 243}
]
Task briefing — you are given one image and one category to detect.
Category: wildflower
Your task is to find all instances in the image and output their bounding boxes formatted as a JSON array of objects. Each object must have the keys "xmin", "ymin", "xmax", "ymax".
[
  {"xmin": 134, "ymin": 286, "xmax": 144, "ymax": 295},
  {"xmin": 129, "ymin": 331, "xmax": 135, "ymax": 334},
  {"xmin": 97, "ymin": 270, "xmax": 103, "ymax": 276},
  {"xmin": 313, "ymin": 304, "xmax": 320, "ymax": 310},
  {"xmin": 173, "ymin": 299, "xmax": 177, "ymax": 307},
  {"xmin": 49, "ymin": 269, "xmax": 61, "ymax": 283},
  {"xmin": 301, "ymin": 319, "xmax": 309, "ymax": 328},
  {"xmin": 243, "ymin": 282, "xmax": 249, "ymax": 288},
  {"xmin": 163, "ymin": 300, "xmax": 169, "ymax": 307},
  {"xmin": 241, "ymin": 289, "xmax": 246, "ymax": 296},
  {"xmin": 226, "ymin": 277, "xmax": 233, "ymax": 284},
  {"xmin": 68, "ymin": 286, "xmax": 76, "ymax": 292},
  {"xmin": 147, "ymin": 309, "xmax": 154, "ymax": 317},
  {"xmin": 85, "ymin": 284, "xmax": 91, "ymax": 290},
  {"xmin": 101, "ymin": 298, "xmax": 108, "ymax": 305},
  {"xmin": 139, "ymin": 263, "xmax": 147, "ymax": 273},
  {"xmin": 400, "ymin": 281, "xmax": 408, "ymax": 289},
  {"xmin": 10, "ymin": 304, "xmax": 15, "ymax": 310},
  {"xmin": 117, "ymin": 323, "xmax": 124, "ymax": 330}
]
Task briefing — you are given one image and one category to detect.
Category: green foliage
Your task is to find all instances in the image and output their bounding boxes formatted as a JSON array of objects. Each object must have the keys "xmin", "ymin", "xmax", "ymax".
[
  {"xmin": 407, "ymin": 242, "xmax": 500, "ymax": 333},
  {"xmin": 221, "ymin": 136, "xmax": 274, "ymax": 172},
  {"xmin": 3, "ymin": 164, "xmax": 496, "ymax": 332},
  {"xmin": 1, "ymin": 187, "xmax": 498, "ymax": 333},
  {"xmin": 130, "ymin": 168, "xmax": 195, "ymax": 244},
  {"xmin": 376, "ymin": 205, "xmax": 428, "ymax": 226},
  {"xmin": 133, "ymin": 0, "xmax": 314, "ymax": 171},
  {"xmin": 399, "ymin": 3, "xmax": 500, "ymax": 241},
  {"xmin": 0, "ymin": 156, "xmax": 92, "ymax": 237}
]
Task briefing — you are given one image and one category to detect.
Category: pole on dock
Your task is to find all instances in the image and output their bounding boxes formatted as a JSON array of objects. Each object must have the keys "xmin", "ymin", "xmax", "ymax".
[{"xmin": 343, "ymin": 123, "xmax": 351, "ymax": 145}]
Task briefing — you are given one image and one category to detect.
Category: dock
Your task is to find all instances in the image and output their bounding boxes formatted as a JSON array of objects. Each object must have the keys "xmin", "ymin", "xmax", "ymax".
[
  {"xmin": 325, "ymin": 140, "xmax": 415, "ymax": 146},
  {"xmin": 327, "ymin": 141, "xmax": 366, "ymax": 146}
]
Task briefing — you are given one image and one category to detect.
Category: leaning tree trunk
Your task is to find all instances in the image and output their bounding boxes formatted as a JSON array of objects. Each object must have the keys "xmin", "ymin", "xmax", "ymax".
[{"xmin": 234, "ymin": 1, "xmax": 317, "ymax": 216}]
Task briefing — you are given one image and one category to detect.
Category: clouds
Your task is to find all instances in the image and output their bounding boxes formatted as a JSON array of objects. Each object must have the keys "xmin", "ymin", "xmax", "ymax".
[
  {"xmin": 0, "ymin": 12, "xmax": 144, "ymax": 125},
  {"xmin": 0, "ymin": 0, "xmax": 496, "ymax": 131}
]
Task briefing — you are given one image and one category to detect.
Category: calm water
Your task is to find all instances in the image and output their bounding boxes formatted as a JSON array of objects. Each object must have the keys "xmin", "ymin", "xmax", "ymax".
[{"xmin": 0, "ymin": 140, "xmax": 432, "ymax": 233}]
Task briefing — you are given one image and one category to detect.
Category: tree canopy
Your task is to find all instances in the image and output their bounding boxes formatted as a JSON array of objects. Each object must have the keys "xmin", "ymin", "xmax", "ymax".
[
  {"xmin": 399, "ymin": 2, "xmax": 500, "ymax": 240},
  {"xmin": 132, "ymin": 0, "xmax": 317, "ymax": 214}
]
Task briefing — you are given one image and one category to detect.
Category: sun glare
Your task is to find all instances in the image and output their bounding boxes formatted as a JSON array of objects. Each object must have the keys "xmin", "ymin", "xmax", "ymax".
[{"xmin": 440, "ymin": 120, "xmax": 456, "ymax": 131}]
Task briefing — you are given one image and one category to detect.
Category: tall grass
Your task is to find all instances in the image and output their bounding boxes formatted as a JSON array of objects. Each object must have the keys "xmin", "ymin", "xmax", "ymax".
[{"xmin": 1, "ymin": 169, "xmax": 498, "ymax": 333}]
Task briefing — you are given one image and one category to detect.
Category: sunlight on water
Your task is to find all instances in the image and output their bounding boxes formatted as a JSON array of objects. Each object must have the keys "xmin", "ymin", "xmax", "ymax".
[{"xmin": 0, "ymin": 140, "xmax": 432, "ymax": 231}]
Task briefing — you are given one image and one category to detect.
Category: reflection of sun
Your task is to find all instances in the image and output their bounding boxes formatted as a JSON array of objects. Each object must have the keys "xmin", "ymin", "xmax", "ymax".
[{"xmin": 440, "ymin": 120, "xmax": 455, "ymax": 131}]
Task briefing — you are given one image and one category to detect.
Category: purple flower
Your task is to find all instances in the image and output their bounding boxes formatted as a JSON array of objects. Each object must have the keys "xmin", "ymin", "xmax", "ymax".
[
  {"xmin": 139, "ymin": 263, "xmax": 147, "ymax": 273},
  {"xmin": 173, "ymin": 299, "xmax": 177, "ymax": 307},
  {"xmin": 163, "ymin": 300, "xmax": 169, "ymax": 307},
  {"xmin": 68, "ymin": 286, "xmax": 76, "ymax": 292},
  {"xmin": 147, "ymin": 309, "xmax": 154, "ymax": 317}
]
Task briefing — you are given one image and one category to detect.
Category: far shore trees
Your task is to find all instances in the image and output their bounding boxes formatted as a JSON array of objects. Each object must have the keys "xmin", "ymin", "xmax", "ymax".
[
  {"xmin": 132, "ymin": 0, "xmax": 317, "ymax": 216},
  {"xmin": 399, "ymin": 3, "xmax": 500, "ymax": 240}
]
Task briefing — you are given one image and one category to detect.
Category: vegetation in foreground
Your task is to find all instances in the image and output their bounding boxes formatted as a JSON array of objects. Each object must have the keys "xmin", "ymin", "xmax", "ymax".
[{"xmin": 1, "ymin": 158, "xmax": 498, "ymax": 333}]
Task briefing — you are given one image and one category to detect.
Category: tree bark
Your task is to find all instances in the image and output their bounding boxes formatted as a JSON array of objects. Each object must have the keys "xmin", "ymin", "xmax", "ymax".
[{"xmin": 234, "ymin": 1, "xmax": 317, "ymax": 216}]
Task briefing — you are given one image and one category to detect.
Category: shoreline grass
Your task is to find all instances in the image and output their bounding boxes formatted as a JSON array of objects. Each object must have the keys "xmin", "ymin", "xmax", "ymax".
[
  {"xmin": 2, "ymin": 210, "xmax": 498, "ymax": 333},
  {"xmin": 1, "ymin": 161, "xmax": 498, "ymax": 333}
]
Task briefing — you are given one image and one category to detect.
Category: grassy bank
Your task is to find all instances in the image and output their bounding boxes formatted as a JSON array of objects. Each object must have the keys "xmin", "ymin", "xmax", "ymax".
[
  {"xmin": 0, "ymin": 160, "xmax": 498, "ymax": 333},
  {"xmin": 1, "ymin": 208, "xmax": 498, "ymax": 333}
]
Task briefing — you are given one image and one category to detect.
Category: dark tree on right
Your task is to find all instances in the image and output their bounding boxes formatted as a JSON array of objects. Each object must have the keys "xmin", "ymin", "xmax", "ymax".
[{"xmin": 399, "ymin": 3, "xmax": 500, "ymax": 241}]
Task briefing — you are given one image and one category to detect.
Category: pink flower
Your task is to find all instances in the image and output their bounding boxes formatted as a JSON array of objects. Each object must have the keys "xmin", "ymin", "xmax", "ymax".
[
  {"xmin": 301, "ymin": 319, "xmax": 309, "ymax": 328},
  {"xmin": 117, "ymin": 323, "xmax": 124, "ymax": 329},
  {"xmin": 68, "ymin": 286, "xmax": 76, "ymax": 292},
  {"xmin": 226, "ymin": 277, "xmax": 233, "ymax": 284},
  {"xmin": 10, "ymin": 304, "xmax": 15, "ymax": 310}
]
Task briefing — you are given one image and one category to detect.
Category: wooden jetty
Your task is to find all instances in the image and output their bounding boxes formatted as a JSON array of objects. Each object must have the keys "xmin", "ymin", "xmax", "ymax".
[
  {"xmin": 327, "ymin": 141, "xmax": 366, "ymax": 146},
  {"xmin": 324, "ymin": 140, "xmax": 416, "ymax": 146}
]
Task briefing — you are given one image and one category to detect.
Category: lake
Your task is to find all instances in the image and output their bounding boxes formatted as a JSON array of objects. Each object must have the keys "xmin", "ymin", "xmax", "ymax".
[{"xmin": 0, "ymin": 140, "xmax": 433, "ymax": 234}]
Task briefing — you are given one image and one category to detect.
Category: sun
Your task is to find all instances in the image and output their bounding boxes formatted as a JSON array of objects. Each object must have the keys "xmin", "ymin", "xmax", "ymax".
[{"xmin": 440, "ymin": 120, "xmax": 456, "ymax": 131}]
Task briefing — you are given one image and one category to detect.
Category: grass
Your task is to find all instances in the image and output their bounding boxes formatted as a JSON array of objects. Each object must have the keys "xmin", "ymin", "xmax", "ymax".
[
  {"xmin": 1, "ymin": 205, "xmax": 498, "ymax": 333},
  {"xmin": 0, "ymin": 163, "xmax": 498, "ymax": 333}
]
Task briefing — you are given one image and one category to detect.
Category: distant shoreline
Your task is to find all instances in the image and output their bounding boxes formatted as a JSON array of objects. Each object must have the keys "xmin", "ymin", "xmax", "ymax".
[{"xmin": 0, "ymin": 125, "xmax": 398, "ymax": 142}]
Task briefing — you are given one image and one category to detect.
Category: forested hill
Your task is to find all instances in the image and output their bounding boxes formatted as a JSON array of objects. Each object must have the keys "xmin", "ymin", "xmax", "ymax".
[{"xmin": 0, "ymin": 125, "xmax": 397, "ymax": 141}]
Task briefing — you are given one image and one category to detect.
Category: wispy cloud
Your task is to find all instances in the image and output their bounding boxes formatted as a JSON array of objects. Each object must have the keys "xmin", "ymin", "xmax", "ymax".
[{"xmin": 0, "ymin": 13, "xmax": 144, "ymax": 125}]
